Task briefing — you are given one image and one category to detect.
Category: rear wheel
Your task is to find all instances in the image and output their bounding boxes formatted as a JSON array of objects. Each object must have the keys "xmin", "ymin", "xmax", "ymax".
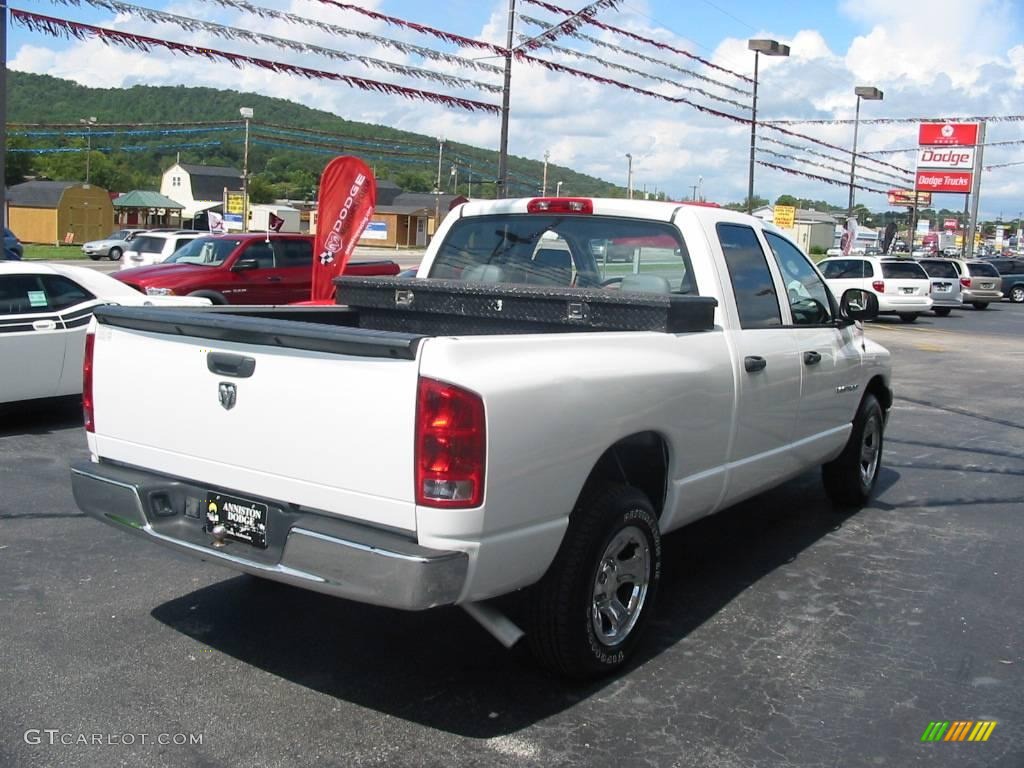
[
  {"xmin": 527, "ymin": 484, "xmax": 661, "ymax": 679},
  {"xmin": 87, "ymin": 253, "xmax": 101, "ymax": 261},
  {"xmin": 898, "ymin": 313, "xmax": 918, "ymax": 323},
  {"xmin": 822, "ymin": 393, "xmax": 884, "ymax": 507},
  {"xmin": 108, "ymin": 246, "xmax": 122, "ymax": 261},
  {"xmin": 972, "ymin": 302, "xmax": 989, "ymax": 310},
  {"xmin": 933, "ymin": 307, "xmax": 951, "ymax": 317},
  {"xmin": 1009, "ymin": 286, "xmax": 1024, "ymax": 304}
]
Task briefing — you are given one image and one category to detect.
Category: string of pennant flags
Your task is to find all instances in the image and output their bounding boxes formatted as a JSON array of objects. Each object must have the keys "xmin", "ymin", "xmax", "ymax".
[
  {"xmin": 756, "ymin": 161, "xmax": 890, "ymax": 195},
  {"xmin": 755, "ymin": 147, "xmax": 908, "ymax": 190},
  {"xmin": 763, "ymin": 115, "xmax": 1024, "ymax": 125},
  {"xmin": 46, "ymin": 0, "xmax": 501, "ymax": 93},
  {"xmin": 759, "ymin": 136, "xmax": 913, "ymax": 184}
]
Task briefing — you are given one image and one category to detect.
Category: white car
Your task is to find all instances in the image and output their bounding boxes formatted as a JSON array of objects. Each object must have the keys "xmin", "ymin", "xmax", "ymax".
[
  {"xmin": 818, "ymin": 255, "xmax": 933, "ymax": 322},
  {"xmin": 0, "ymin": 262, "xmax": 210, "ymax": 404},
  {"xmin": 120, "ymin": 231, "xmax": 202, "ymax": 270},
  {"xmin": 81, "ymin": 228, "xmax": 149, "ymax": 261}
]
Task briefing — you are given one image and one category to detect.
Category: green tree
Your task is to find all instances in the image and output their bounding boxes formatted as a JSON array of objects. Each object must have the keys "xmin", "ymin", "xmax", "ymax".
[
  {"xmin": 775, "ymin": 194, "xmax": 799, "ymax": 207},
  {"xmin": 247, "ymin": 176, "xmax": 276, "ymax": 204}
]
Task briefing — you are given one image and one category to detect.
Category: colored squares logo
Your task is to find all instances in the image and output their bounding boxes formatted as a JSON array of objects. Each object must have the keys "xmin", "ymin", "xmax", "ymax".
[{"xmin": 921, "ymin": 721, "xmax": 997, "ymax": 742}]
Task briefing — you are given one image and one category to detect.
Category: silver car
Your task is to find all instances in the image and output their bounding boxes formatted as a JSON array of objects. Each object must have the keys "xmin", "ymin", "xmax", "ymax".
[
  {"xmin": 81, "ymin": 228, "xmax": 149, "ymax": 261},
  {"xmin": 947, "ymin": 259, "xmax": 1003, "ymax": 309},
  {"xmin": 917, "ymin": 258, "xmax": 963, "ymax": 316}
]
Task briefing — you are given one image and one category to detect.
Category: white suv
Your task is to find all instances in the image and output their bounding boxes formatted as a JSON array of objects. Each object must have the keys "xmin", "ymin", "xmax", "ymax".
[
  {"xmin": 120, "ymin": 231, "xmax": 202, "ymax": 270},
  {"xmin": 818, "ymin": 256, "xmax": 933, "ymax": 323}
]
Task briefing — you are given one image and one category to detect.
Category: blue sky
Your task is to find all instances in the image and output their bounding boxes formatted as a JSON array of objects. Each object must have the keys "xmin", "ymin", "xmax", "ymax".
[{"xmin": 7, "ymin": 0, "xmax": 1024, "ymax": 218}]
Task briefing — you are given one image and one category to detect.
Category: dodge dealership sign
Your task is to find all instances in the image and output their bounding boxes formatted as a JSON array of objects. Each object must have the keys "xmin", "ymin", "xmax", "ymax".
[{"xmin": 915, "ymin": 122, "xmax": 979, "ymax": 194}]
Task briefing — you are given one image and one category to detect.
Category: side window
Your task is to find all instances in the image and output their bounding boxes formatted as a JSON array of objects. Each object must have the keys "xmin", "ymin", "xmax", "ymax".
[
  {"xmin": 0, "ymin": 275, "xmax": 48, "ymax": 315},
  {"xmin": 242, "ymin": 242, "xmax": 275, "ymax": 269},
  {"xmin": 275, "ymin": 239, "xmax": 313, "ymax": 268},
  {"xmin": 716, "ymin": 223, "xmax": 782, "ymax": 329},
  {"xmin": 173, "ymin": 238, "xmax": 195, "ymax": 254},
  {"xmin": 41, "ymin": 275, "xmax": 95, "ymax": 311},
  {"xmin": 764, "ymin": 233, "xmax": 833, "ymax": 325}
]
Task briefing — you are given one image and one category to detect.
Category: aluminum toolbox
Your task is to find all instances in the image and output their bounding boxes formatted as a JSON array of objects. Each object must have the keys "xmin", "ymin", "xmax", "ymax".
[{"xmin": 334, "ymin": 276, "xmax": 717, "ymax": 335}]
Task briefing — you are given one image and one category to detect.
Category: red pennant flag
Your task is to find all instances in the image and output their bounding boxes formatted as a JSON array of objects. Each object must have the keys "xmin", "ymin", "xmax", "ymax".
[{"xmin": 311, "ymin": 156, "xmax": 377, "ymax": 301}]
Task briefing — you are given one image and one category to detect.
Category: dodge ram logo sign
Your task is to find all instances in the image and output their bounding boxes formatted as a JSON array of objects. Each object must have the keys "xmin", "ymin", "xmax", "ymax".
[{"xmin": 218, "ymin": 382, "xmax": 237, "ymax": 411}]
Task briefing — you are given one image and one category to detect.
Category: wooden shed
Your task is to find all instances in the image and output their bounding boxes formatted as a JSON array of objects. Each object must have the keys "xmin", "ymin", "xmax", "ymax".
[{"xmin": 6, "ymin": 181, "xmax": 115, "ymax": 244}]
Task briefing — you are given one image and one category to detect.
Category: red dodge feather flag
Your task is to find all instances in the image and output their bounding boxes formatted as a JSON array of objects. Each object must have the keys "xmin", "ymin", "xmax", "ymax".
[{"xmin": 311, "ymin": 157, "xmax": 377, "ymax": 301}]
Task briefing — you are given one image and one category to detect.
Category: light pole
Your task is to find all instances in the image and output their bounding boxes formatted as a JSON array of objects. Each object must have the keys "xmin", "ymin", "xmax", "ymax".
[
  {"xmin": 542, "ymin": 150, "xmax": 549, "ymax": 196},
  {"xmin": 746, "ymin": 39, "xmax": 790, "ymax": 214},
  {"xmin": 79, "ymin": 116, "xmax": 97, "ymax": 184},
  {"xmin": 239, "ymin": 106, "xmax": 253, "ymax": 233},
  {"xmin": 848, "ymin": 86, "xmax": 883, "ymax": 218},
  {"xmin": 436, "ymin": 137, "xmax": 445, "ymax": 191},
  {"xmin": 625, "ymin": 153, "xmax": 633, "ymax": 199},
  {"xmin": 555, "ymin": 180, "xmax": 563, "ymax": 196}
]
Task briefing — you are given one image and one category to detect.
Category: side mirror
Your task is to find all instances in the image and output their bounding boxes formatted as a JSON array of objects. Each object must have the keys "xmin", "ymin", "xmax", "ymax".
[
  {"xmin": 839, "ymin": 288, "xmax": 879, "ymax": 322},
  {"xmin": 231, "ymin": 258, "xmax": 260, "ymax": 272}
]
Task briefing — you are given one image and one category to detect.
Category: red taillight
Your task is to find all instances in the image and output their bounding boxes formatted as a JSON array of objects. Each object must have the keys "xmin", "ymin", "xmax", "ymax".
[
  {"xmin": 83, "ymin": 331, "xmax": 95, "ymax": 433},
  {"xmin": 872, "ymin": 280, "xmax": 885, "ymax": 293},
  {"xmin": 960, "ymin": 277, "xmax": 971, "ymax": 288},
  {"xmin": 526, "ymin": 197, "xmax": 593, "ymax": 215},
  {"xmin": 415, "ymin": 377, "xmax": 485, "ymax": 508}
]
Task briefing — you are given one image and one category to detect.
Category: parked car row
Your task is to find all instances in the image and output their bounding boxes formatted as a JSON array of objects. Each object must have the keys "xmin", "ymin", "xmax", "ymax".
[{"xmin": 817, "ymin": 254, "xmax": 1014, "ymax": 322}]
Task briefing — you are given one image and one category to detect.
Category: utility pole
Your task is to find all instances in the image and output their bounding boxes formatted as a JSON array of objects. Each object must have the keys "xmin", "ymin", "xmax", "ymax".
[
  {"xmin": 496, "ymin": 0, "xmax": 515, "ymax": 199},
  {"xmin": 239, "ymin": 107, "xmax": 253, "ymax": 233},
  {"xmin": 625, "ymin": 153, "xmax": 633, "ymax": 199},
  {"xmin": 542, "ymin": 150, "xmax": 549, "ymax": 195},
  {"xmin": 965, "ymin": 120, "xmax": 986, "ymax": 258},
  {"xmin": 79, "ymin": 116, "xmax": 97, "ymax": 184}
]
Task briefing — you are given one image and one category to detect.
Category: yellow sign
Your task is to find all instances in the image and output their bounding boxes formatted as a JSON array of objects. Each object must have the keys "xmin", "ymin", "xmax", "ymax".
[
  {"xmin": 773, "ymin": 205, "xmax": 796, "ymax": 229},
  {"xmin": 226, "ymin": 192, "xmax": 246, "ymax": 215}
]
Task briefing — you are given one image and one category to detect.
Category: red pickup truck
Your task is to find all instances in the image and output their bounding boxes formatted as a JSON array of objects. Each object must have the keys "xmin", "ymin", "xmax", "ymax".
[{"xmin": 114, "ymin": 233, "xmax": 399, "ymax": 304}]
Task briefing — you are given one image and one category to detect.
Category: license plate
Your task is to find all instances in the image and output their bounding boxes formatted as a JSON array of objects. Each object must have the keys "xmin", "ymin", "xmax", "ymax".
[
  {"xmin": 901, "ymin": 287, "xmax": 915, "ymax": 294},
  {"xmin": 205, "ymin": 492, "xmax": 268, "ymax": 548},
  {"xmin": 980, "ymin": 282, "xmax": 993, "ymax": 289},
  {"xmin": 933, "ymin": 283, "xmax": 951, "ymax": 292}
]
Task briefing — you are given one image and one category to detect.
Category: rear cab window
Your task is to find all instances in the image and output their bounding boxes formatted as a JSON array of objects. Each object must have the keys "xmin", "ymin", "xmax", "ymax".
[
  {"xmin": 0, "ymin": 274, "xmax": 48, "ymax": 315},
  {"xmin": 430, "ymin": 214, "xmax": 696, "ymax": 294},
  {"xmin": 130, "ymin": 236, "xmax": 165, "ymax": 255}
]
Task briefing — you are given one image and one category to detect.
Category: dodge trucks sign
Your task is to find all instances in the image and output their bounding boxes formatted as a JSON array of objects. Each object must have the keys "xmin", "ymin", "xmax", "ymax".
[{"xmin": 915, "ymin": 171, "xmax": 973, "ymax": 193}]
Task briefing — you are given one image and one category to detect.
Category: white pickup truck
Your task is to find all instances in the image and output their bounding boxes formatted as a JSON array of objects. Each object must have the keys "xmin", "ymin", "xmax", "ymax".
[{"xmin": 71, "ymin": 198, "xmax": 891, "ymax": 678}]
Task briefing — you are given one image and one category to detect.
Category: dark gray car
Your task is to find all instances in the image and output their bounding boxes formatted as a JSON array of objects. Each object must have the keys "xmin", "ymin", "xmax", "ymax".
[{"xmin": 987, "ymin": 257, "xmax": 1024, "ymax": 304}]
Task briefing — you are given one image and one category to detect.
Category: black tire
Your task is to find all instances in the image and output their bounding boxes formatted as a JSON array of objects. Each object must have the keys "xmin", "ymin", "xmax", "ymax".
[
  {"xmin": 898, "ymin": 313, "xmax": 918, "ymax": 323},
  {"xmin": 972, "ymin": 302, "xmax": 989, "ymax": 310},
  {"xmin": 87, "ymin": 253, "xmax": 101, "ymax": 261},
  {"xmin": 822, "ymin": 393, "xmax": 884, "ymax": 508},
  {"xmin": 527, "ymin": 484, "xmax": 661, "ymax": 679},
  {"xmin": 108, "ymin": 246, "xmax": 122, "ymax": 261},
  {"xmin": 933, "ymin": 307, "xmax": 951, "ymax": 317},
  {"xmin": 188, "ymin": 290, "xmax": 227, "ymax": 305},
  {"xmin": 1009, "ymin": 285, "xmax": 1024, "ymax": 304}
]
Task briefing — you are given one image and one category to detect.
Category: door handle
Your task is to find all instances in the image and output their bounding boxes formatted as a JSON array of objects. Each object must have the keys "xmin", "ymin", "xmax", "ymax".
[
  {"xmin": 32, "ymin": 319, "xmax": 57, "ymax": 331},
  {"xmin": 266, "ymin": 276, "xmax": 282, "ymax": 282},
  {"xmin": 744, "ymin": 355, "xmax": 767, "ymax": 373},
  {"xmin": 207, "ymin": 352, "xmax": 256, "ymax": 378},
  {"xmin": 804, "ymin": 350, "xmax": 822, "ymax": 365}
]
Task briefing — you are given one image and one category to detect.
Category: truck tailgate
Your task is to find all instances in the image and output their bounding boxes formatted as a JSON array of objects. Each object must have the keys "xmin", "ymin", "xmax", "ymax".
[{"xmin": 89, "ymin": 308, "xmax": 423, "ymax": 532}]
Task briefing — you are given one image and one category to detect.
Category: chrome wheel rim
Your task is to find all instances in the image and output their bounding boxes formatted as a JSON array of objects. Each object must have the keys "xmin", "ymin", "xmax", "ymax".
[
  {"xmin": 859, "ymin": 414, "xmax": 882, "ymax": 488},
  {"xmin": 1012, "ymin": 287, "xmax": 1024, "ymax": 303},
  {"xmin": 591, "ymin": 525, "xmax": 650, "ymax": 647}
]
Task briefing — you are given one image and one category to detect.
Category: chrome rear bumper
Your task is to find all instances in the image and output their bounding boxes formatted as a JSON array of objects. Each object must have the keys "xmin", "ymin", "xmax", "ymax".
[{"xmin": 70, "ymin": 461, "xmax": 467, "ymax": 610}]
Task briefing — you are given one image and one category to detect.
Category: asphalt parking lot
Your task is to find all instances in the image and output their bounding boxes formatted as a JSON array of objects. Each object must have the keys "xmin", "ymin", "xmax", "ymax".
[{"xmin": 1, "ymin": 304, "xmax": 1021, "ymax": 768}]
